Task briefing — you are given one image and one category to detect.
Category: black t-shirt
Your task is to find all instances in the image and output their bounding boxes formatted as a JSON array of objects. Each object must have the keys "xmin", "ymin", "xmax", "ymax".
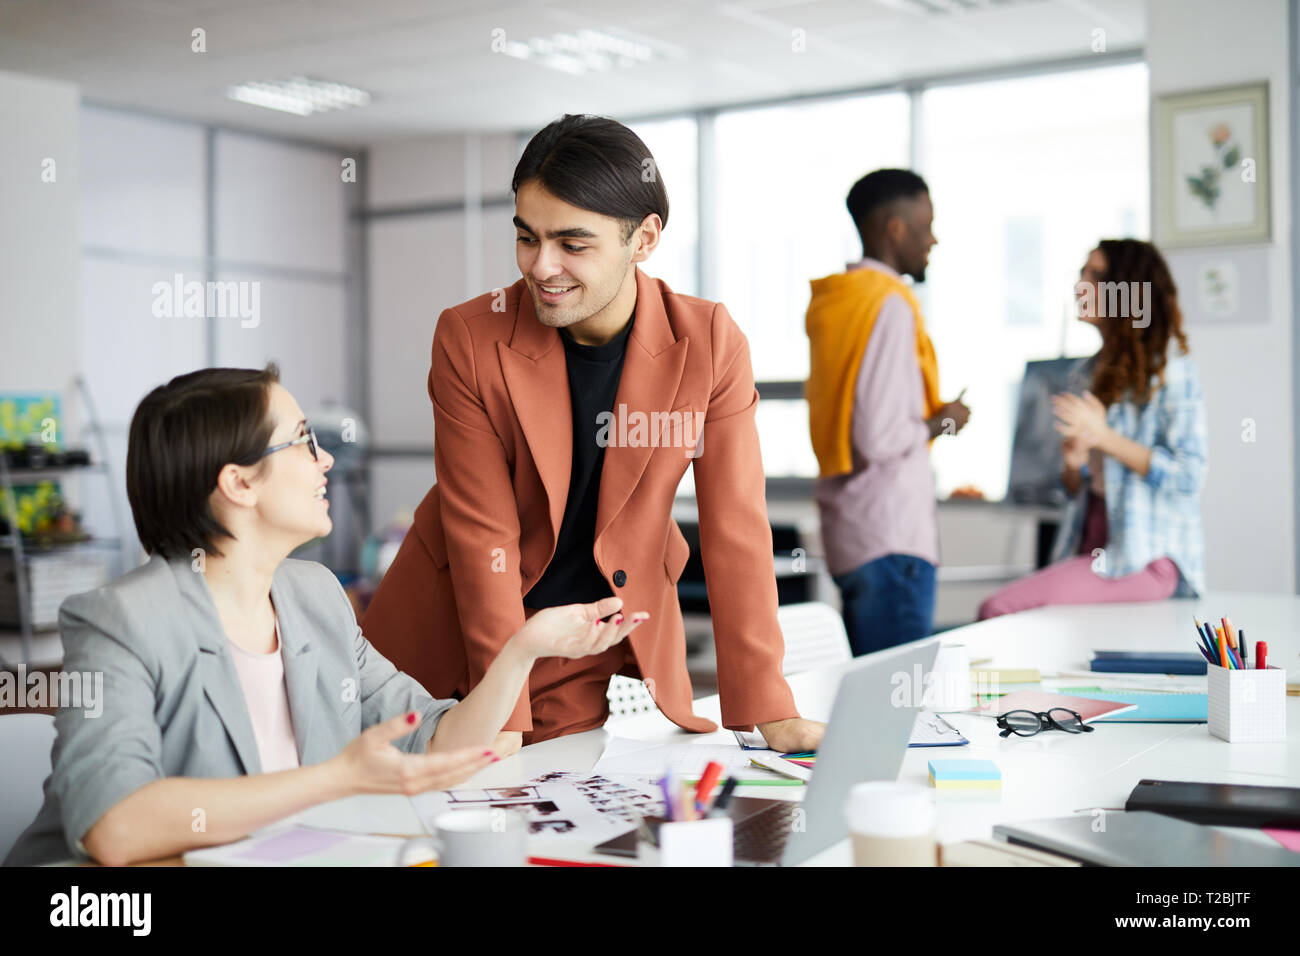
[{"xmin": 523, "ymin": 313, "xmax": 635, "ymax": 609}]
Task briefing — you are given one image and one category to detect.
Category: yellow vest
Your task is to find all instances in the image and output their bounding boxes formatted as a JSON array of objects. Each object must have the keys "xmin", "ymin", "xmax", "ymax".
[{"xmin": 805, "ymin": 268, "xmax": 941, "ymax": 479}]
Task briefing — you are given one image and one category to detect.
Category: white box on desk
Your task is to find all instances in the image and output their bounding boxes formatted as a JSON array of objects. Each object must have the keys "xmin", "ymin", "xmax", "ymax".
[
  {"xmin": 1207, "ymin": 664, "xmax": 1286, "ymax": 743},
  {"xmin": 653, "ymin": 817, "xmax": 733, "ymax": 867}
]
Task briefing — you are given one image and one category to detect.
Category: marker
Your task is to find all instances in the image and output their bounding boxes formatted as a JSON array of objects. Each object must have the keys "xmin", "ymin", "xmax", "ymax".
[
  {"xmin": 694, "ymin": 760, "xmax": 724, "ymax": 815},
  {"xmin": 1256, "ymin": 641, "xmax": 1268, "ymax": 670},
  {"xmin": 1237, "ymin": 628, "xmax": 1249, "ymax": 668},
  {"xmin": 1216, "ymin": 626, "xmax": 1229, "ymax": 668},
  {"xmin": 707, "ymin": 776, "xmax": 740, "ymax": 818}
]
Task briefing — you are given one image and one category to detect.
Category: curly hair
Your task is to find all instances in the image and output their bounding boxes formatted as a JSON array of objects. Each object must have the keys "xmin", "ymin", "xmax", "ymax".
[{"xmin": 1088, "ymin": 239, "xmax": 1189, "ymax": 407}]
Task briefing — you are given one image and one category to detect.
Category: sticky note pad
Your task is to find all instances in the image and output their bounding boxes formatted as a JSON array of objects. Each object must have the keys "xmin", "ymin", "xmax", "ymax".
[{"xmin": 928, "ymin": 759, "xmax": 1001, "ymax": 790}]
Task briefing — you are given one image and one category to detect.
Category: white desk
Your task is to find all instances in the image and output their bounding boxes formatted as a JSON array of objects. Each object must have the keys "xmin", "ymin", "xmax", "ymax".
[
  {"xmin": 270, "ymin": 594, "xmax": 1296, "ymax": 866},
  {"xmin": 447, "ymin": 592, "xmax": 1299, "ymax": 865}
]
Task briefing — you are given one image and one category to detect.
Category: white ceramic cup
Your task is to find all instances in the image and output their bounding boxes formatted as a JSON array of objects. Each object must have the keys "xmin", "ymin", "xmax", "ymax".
[
  {"xmin": 923, "ymin": 643, "xmax": 971, "ymax": 712},
  {"xmin": 401, "ymin": 808, "xmax": 528, "ymax": 867},
  {"xmin": 844, "ymin": 781, "xmax": 937, "ymax": 867}
]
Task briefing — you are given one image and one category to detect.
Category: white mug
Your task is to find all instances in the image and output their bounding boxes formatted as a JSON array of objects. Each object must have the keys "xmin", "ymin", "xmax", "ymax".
[{"xmin": 400, "ymin": 808, "xmax": 528, "ymax": 867}]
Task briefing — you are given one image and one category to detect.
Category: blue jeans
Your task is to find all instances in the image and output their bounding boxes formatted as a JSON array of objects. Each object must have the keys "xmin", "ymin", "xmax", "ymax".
[{"xmin": 833, "ymin": 554, "xmax": 937, "ymax": 657}]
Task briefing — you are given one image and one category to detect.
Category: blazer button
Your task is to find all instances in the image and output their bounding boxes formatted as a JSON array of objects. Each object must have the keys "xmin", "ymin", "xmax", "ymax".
[{"xmin": 613, "ymin": 569, "xmax": 627, "ymax": 587}]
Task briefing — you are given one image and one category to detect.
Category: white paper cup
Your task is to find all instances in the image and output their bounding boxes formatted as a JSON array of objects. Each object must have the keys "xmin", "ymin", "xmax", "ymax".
[
  {"xmin": 403, "ymin": 808, "xmax": 528, "ymax": 867},
  {"xmin": 844, "ymin": 782, "xmax": 937, "ymax": 867},
  {"xmin": 923, "ymin": 643, "xmax": 971, "ymax": 712}
]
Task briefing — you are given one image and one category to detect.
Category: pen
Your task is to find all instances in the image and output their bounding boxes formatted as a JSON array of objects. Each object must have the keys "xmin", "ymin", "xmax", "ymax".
[
  {"xmin": 1197, "ymin": 621, "xmax": 1217, "ymax": 660},
  {"xmin": 658, "ymin": 773, "xmax": 675, "ymax": 822},
  {"xmin": 1237, "ymin": 628, "xmax": 1249, "ymax": 668}
]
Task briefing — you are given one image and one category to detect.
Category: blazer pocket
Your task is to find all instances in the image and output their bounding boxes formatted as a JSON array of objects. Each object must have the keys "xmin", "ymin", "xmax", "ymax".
[
  {"xmin": 658, "ymin": 403, "xmax": 705, "ymax": 455},
  {"xmin": 663, "ymin": 520, "xmax": 691, "ymax": 584}
]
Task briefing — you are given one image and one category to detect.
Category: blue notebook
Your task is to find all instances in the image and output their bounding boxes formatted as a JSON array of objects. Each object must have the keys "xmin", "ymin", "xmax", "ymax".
[
  {"xmin": 1091, "ymin": 651, "xmax": 1207, "ymax": 675},
  {"xmin": 1063, "ymin": 690, "xmax": 1208, "ymax": 723}
]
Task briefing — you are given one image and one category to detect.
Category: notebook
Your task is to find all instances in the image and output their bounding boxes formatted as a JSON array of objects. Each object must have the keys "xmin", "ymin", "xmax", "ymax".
[
  {"xmin": 1056, "ymin": 687, "xmax": 1208, "ymax": 723},
  {"xmin": 970, "ymin": 690, "xmax": 1137, "ymax": 722},
  {"xmin": 1090, "ymin": 650, "xmax": 1208, "ymax": 675}
]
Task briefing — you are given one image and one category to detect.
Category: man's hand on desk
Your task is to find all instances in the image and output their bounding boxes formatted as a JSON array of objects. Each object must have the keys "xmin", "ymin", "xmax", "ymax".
[
  {"xmin": 756, "ymin": 717, "xmax": 826, "ymax": 754},
  {"xmin": 491, "ymin": 730, "xmax": 523, "ymax": 758}
]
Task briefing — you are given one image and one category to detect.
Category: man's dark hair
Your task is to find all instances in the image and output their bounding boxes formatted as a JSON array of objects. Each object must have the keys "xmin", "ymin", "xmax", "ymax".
[
  {"xmin": 512, "ymin": 114, "xmax": 668, "ymax": 243},
  {"xmin": 846, "ymin": 168, "xmax": 929, "ymax": 245},
  {"xmin": 126, "ymin": 364, "xmax": 281, "ymax": 560}
]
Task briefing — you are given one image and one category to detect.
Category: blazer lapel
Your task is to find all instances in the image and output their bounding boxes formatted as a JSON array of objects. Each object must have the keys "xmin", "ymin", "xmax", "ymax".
[
  {"xmin": 270, "ymin": 571, "xmax": 321, "ymax": 766},
  {"xmin": 595, "ymin": 268, "xmax": 689, "ymax": 541},
  {"xmin": 169, "ymin": 558, "xmax": 262, "ymax": 776},
  {"xmin": 499, "ymin": 285, "xmax": 573, "ymax": 545}
]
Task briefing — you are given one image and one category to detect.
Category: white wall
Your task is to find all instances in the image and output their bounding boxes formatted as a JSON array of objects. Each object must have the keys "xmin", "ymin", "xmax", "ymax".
[
  {"xmin": 0, "ymin": 69, "xmax": 80, "ymax": 410},
  {"xmin": 364, "ymin": 132, "xmax": 519, "ymax": 531},
  {"xmin": 78, "ymin": 107, "xmax": 354, "ymax": 565},
  {"xmin": 1146, "ymin": 0, "xmax": 1294, "ymax": 593}
]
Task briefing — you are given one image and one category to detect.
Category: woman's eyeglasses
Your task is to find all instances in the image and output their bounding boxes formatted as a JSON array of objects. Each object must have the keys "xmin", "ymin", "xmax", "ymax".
[
  {"xmin": 996, "ymin": 708, "xmax": 1095, "ymax": 739},
  {"xmin": 262, "ymin": 427, "xmax": 319, "ymax": 462}
]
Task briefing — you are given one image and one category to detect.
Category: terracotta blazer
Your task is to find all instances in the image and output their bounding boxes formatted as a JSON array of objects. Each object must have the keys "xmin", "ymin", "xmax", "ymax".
[{"xmin": 362, "ymin": 267, "xmax": 798, "ymax": 739}]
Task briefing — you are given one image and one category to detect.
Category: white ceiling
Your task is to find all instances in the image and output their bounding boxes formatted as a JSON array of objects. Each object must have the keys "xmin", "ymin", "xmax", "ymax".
[{"xmin": 0, "ymin": 0, "xmax": 1145, "ymax": 145}]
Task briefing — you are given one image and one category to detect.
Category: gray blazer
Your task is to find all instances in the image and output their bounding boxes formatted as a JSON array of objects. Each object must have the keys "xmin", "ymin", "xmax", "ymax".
[{"xmin": 4, "ymin": 554, "xmax": 457, "ymax": 866}]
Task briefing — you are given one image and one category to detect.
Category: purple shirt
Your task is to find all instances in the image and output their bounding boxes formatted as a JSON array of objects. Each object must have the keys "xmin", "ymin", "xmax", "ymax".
[{"xmin": 814, "ymin": 258, "xmax": 939, "ymax": 576}]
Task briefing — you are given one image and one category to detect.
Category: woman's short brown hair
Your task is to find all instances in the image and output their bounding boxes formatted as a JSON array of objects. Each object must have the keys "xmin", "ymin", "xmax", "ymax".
[{"xmin": 126, "ymin": 364, "xmax": 280, "ymax": 559}]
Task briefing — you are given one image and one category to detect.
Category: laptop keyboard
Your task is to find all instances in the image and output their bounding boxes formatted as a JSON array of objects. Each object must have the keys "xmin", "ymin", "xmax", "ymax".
[{"xmin": 732, "ymin": 801, "xmax": 798, "ymax": 864}]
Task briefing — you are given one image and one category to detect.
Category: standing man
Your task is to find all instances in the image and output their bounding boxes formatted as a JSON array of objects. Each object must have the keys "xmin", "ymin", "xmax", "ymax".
[
  {"xmin": 364, "ymin": 114, "xmax": 823, "ymax": 757},
  {"xmin": 805, "ymin": 169, "xmax": 970, "ymax": 657}
]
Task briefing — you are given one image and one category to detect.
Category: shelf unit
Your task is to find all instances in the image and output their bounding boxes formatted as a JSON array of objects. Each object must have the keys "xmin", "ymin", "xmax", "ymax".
[{"xmin": 0, "ymin": 377, "xmax": 132, "ymax": 668}]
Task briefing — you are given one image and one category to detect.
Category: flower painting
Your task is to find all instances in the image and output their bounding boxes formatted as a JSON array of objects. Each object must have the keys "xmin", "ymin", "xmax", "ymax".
[{"xmin": 1157, "ymin": 83, "xmax": 1270, "ymax": 247}]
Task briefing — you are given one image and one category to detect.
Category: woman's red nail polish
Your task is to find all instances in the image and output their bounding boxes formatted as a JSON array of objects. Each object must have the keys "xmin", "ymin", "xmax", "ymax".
[
  {"xmin": 406, "ymin": 712, "xmax": 417, "ymax": 725},
  {"xmin": 614, "ymin": 615, "xmax": 624, "ymax": 624}
]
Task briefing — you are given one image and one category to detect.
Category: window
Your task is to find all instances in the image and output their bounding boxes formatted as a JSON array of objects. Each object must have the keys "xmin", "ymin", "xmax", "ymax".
[
  {"xmin": 711, "ymin": 93, "xmax": 911, "ymax": 383},
  {"xmin": 918, "ymin": 62, "xmax": 1149, "ymax": 499},
  {"xmin": 628, "ymin": 117, "xmax": 698, "ymax": 296}
]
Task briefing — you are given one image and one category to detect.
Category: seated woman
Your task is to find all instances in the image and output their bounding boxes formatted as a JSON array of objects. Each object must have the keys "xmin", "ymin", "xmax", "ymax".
[
  {"xmin": 5, "ymin": 365, "xmax": 646, "ymax": 866},
  {"xmin": 979, "ymin": 238, "xmax": 1206, "ymax": 620}
]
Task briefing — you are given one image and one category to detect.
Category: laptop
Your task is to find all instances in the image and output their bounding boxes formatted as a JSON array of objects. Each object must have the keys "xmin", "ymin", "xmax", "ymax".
[
  {"xmin": 730, "ymin": 639, "xmax": 940, "ymax": 866},
  {"xmin": 993, "ymin": 811, "xmax": 1300, "ymax": 867}
]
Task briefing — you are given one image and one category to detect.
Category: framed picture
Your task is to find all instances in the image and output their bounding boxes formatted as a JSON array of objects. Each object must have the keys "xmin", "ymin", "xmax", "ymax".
[{"xmin": 1155, "ymin": 82, "xmax": 1270, "ymax": 247}]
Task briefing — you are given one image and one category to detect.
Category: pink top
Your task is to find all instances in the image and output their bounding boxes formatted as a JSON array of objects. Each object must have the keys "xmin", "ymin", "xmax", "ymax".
[
  {"xmin": 227, "ymin": 616, "xmax": 301, "ymax": 774},
  {"xmin": 815, "ymin": 258, "xmax": 940, "ymax": 576}
]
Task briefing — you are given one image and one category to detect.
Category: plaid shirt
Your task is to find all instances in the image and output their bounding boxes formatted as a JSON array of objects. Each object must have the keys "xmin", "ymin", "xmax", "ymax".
[{"xmin": 1050, "ymin": 353, "xmax": 1207, "ymax": 596}]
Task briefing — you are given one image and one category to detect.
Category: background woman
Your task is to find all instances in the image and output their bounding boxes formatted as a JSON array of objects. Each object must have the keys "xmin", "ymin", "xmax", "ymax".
[{"xmin": 979, "ymin": 239, "xmax": 1206, "ymax": 619}]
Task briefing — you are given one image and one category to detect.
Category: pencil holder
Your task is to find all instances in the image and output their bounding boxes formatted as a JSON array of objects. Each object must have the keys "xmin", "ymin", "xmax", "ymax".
[
  {"xmin": 644, "ymin": 817, "xmax": 733, "ymax": 867},
  {"xmin": 1207, "ymin": 663, "xmax": 1286, "ymax": 743}
]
